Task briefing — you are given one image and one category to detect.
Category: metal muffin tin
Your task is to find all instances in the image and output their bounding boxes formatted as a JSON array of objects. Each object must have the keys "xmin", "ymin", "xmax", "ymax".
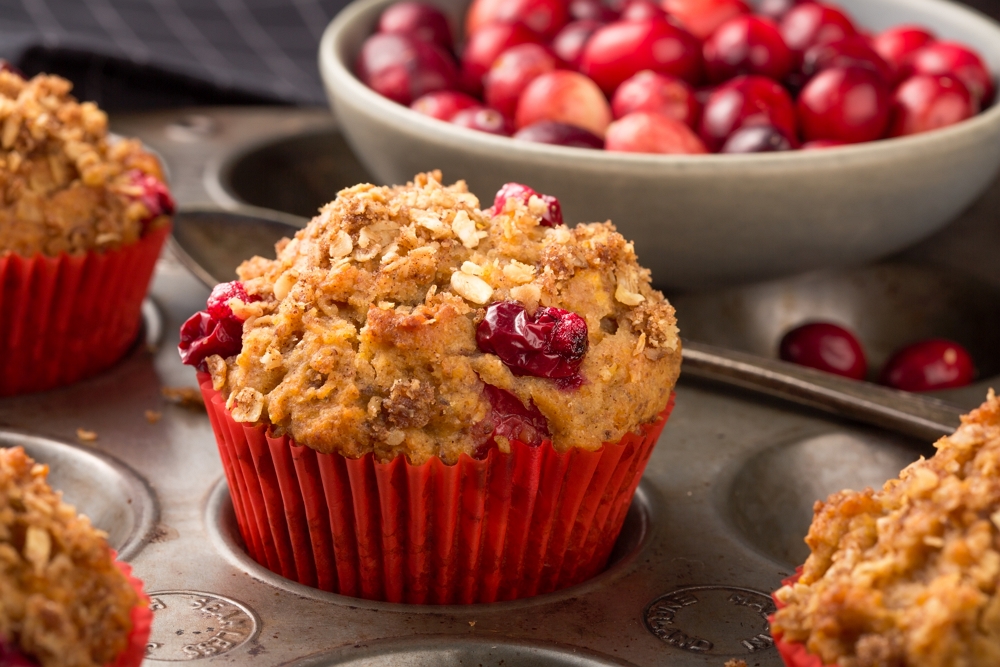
[{"xmin": 0, "ymin": 107, "xmax": 998, "ymax": 666}]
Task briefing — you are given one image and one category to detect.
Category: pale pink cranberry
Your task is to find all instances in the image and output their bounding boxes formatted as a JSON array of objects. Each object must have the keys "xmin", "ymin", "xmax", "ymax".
[
  {"xmin": 515, "ymin": 70, "xmax": 613, "ymax": 137},
  {"xmin": 661, "ymin": 0, "xmax": 750, "ymax": 41},
  {"xmin": 880, "ymin": 339, "xmax": 974, "ymax": 392},
  {"xmin": 605, "ymin": 111, "xmax": 708, "ymax": 153},
  {"xmin": 779, "ymin": 322, "xmax": 867, "ymax": 380},
  {"xmin": 513, "ymin": 120, "xmax": 605, "ymax": 147},
  {"xmin": 465, "ymin": 0, "xmax": 569, "ymax": 40},
  {"xmin": 450, "ymin": 107, "xmax": 514, "ymax": 134},
  {"xmin": 698, "ymin": 74, "xmax": 797, "ymax": 151},
  {"xmin": 703, "ymin": 15, "xmax": 793, "ymax": 84},
  {"xmin": 492, "ymin": 182, "xmax": 564, "ymax": 226},
  {"xmin": 757, "ymin": 0, "xmax": 801, "ymax": 20},
  {"xmin": 552, "ymin": 20, "xmax": 604, "ymax": 67},
  {"xmin": 611, "ymin": 70, "xmax": 699, "ymax": 127},
  {"xmin": 461, "ymin": 22, "xmax": 543, "ymax": 93},
  {"xmin": 800, "ymin": 138, "xmax": 845, "ymax": 149},
  {"xmin": 579, "ymin": 18, "xmax": 703, "ymax": 94},
  {"xmin": 720, "ymin": 124, "xmax": 794, "ymax": 152},
  {"xmin": 477, "ymin": 301, "xmax": 589, "ymax": 381},
  {"xmin": 801, "ymin": 35, "xmax": 894, "ymax": 84},
  {"xmin": 620, "ymin": 0, "xmax": 666, "ymax": 21},
  {"xmin": 780, "ymin": 2, "xmax": 856, "ymax": 59},
  {"xmin": 484, "ymin": 43, "xmax": 559, "ymax": 118},
  {"xmin": 888, "ymin": 74, "xmax": 975, "ymax": 137},
  {"xmin": 378, "ymin": 2, "xmax": 454, "ymax": 51},
  {"xmin": 357, "ymin": 33, "xmax": 458, "ymax": 105},
  {"xmin": 871, "ymin": 25, "xmax": 934, "ymax": 76},
  {"xmin": 797, "ymin": 66, "xmax": 891, "ymax": 143},
  {"xmin": 570, "ymin": 0, "xmax": 620, "ymax": 22},
  {"xmin": 909, "ymin": 41, "xmax": 994, "ymax": 107},
  {"xmin": 410, "ymin": 90, "xmax": 481, "ymax": 119}
]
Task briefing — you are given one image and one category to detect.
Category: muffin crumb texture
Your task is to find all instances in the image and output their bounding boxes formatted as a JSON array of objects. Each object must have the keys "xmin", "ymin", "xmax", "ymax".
[
  {"xmin": 0, "ymin": 446, "xmax": 139, "ymax": 667},
  {"xmin": 0, "ymin": 72, "xmax": 170, "ymax": 257},
  {"xmin": 772, "ymin": 391, "xmax": 1000, "ymax": 667},
  {"xmin": 217, "ymin": 171, "xmax": 680, "ymax": 464}
]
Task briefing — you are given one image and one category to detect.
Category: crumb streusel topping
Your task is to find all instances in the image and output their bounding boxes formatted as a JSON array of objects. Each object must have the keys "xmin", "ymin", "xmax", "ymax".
[
  {"xmin": 209, "ymin": 171, "xmax": 681, "ymax": 465},
  {"xmin": 0, "ymin": 72, "xmax": 170, "ymax": 257},
  {"xmin": 0, "ymin": 447, "xmax": 139, "ymax": 667},
  {"xmin": 772, "ymin": 391, "xmax": 1000, "ymax": 667}
]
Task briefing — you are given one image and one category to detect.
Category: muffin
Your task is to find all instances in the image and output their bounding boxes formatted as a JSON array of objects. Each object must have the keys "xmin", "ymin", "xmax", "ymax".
[
  {"xmin": 183, "ymin": 171, "xmax": 680, "ymax": 603},
  {"xmin": 771, "ymin": 392, "xmax": 1000, "ymax": 667},
  {"xmin": 0, "ymin": 71, "xmax": 173, "ymax": 396},
  {"xmin": 0, "ymin": 446, "xmax": 151, "ymax": 667}
]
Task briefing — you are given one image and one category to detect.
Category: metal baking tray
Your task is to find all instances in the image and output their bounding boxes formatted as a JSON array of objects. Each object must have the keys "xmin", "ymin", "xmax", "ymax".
[{"xmin": 0, "ymin": 107, "xmax": 997, "ymax": 666}]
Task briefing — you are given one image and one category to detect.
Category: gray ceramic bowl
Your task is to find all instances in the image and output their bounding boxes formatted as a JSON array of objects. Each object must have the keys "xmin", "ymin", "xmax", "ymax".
[{"xmin": 319, "ymin": 0, "xmax": 1000, "ymax": 290}]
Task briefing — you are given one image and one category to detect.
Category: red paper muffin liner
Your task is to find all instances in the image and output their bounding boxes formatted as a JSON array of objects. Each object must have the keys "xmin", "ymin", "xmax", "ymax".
[
  {"xmin": 109, "ymin": 554, "xmax": 152, "ymax": 667},
  {"xmin": 200, "ymin": 375, "xmax": 674, "ymax": 604},
  {"xmin": 0, "ymin": 221, "xmax": 170, "ymax": 397},
  {"xmin": 770, "ymin": 570, "xmax": 831, "ymax": 667}
]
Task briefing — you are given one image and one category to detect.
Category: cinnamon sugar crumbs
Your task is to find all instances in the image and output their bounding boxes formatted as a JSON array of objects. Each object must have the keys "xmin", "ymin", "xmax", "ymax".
[
  {"xmin": 161, "ymin": 386, "xmax": 205, "ymax": 410},
  {"xmin": 75, "ymin": 428, "xmax": 96, "ymax": 442}
]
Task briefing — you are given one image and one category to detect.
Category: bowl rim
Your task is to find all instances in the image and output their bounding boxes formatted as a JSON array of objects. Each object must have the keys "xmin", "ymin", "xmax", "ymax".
[{"xmin": 319, "ymin": 0, "xmax": 1000, "ymax": 168}]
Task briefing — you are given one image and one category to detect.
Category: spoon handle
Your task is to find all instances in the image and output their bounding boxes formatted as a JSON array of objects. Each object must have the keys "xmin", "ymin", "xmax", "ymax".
[{"xmin": 681, "ymin": 340, "xmax": 965, "ymax": 442}]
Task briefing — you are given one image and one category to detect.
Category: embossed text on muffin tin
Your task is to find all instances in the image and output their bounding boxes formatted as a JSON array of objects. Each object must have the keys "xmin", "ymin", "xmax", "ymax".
[{"xmin": 145, "ymin": 591, "xmax": 260, "ymax": 661}]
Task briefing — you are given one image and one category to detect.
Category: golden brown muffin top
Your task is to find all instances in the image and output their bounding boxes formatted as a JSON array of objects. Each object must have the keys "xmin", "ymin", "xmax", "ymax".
[
  {"xmin": 0, "ymin": 72, "xmax": 171, "ymax": 257},
  {"xmin": 0, "ymin": 447, "xmax": 140, "ymax": 667},
  {"xmin": 209, "ymin": 171, "xmax": 680, "ymax": 465},
  {"xmin": 772, "ymin": 392, "xmax": 1000, "ymax": 667}
]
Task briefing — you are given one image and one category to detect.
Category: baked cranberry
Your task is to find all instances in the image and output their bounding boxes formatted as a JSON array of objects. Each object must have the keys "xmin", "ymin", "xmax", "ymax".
[
  {"xmin": 909, "ymin": 41, "xmax": 994, "ymax": 107},
  {"xmin": 450, "ymin": 107, "xmax": 514, "ymax": 135},
  {"xmin": 492, "ymin": 182, "xmax": 564, "ymax": 226},
  {"xmin": 552, "ymin": 20, "xmax": 603, "ymax": 68},
  {"xmin": 661, "ymin": 0, "xmax": 750, "ymax": 41},
  {"xmin": 515, "ymin": 70, "xmax": 613, "ymax": 137},
  {"xmin": 410, "ymin": 90, "xmax": 481, "ymax": 120},
  {"xmin": 699, "ymin": 75, "xmax": 797, "ymax": 152},
  {"xmin": 872, "ymin": 25, "xmax": 934, "ymax": 77},
  {"xmin": 513, "ymin": 120, "xmax": 605, "ymax": 147},
  {"xmin": 880, "ymin": 339, "xmax": 975, "ymax": 392},
  {"xmin": 579, "ymin": 18, "xmax": 703, "ymax": 94},
  {"xmin": 703, "ymin": 15, "xmax": 793, "ymax": 84},
  {"xmin": 461, "ymin": 23, "xmax": 543, "ymax": 94},
  {"xmin": 780, "ymin": 2, "xmax": 856, "ymax": 60},
  {"xmin": 621, "ymin": 0, "xmax": 666, "ymax": 21},
  {"xmin": 757, "ymin": 0, "xmax": 801, "ymax": 20},
  {"xmin": 474, "ymin": 383, "xmax": 551, "ymax": 458},
  {"xmin": 888, "ymin": 74, "xmax": 975, "ymax": 137},
  {"xmin": 357, "ymin": 33, "xmax": 458, "ymax": 105},
  {"xmin": 801, "ymin": 35, "xmax": 894, "ymax": 84},
  {"xmin": 0, "ymin": 642, "xmax": 36, "ymax": 667},
  {"xmin": 779, "ymin": 322, "xmax": 867, "ymax": 380},
  {"xmin": 605, "ymin": 111, "xmax": 708, "ymax": 153},
  {"xmin": 484, "ymin": 43, "xmax": 559, "ymax": 118},
  {"xmin": 611, "ymin": 70, "xmax": 699, "ymax": 127},
  {"xmin": 570, "ymin": 0, "xmax": 619, "ymax": 22},
  {"xmin": 179, "ymin": 281, "xmax": 261, "ymax": 371},
  {"xmin": 720, "ymin": 124, "xmax": 793, "ymax": 152},
  {"xmin": 466, "ymin": 0, "xmax": 569, "ymax": 40},
  {"xmin": 378, "ymin": 2, "xmax": 454, "ymax": 51},
  {"xmin": 477, "ymin": 301, "xmax": 589, "ymax": 381},
  {"xmin": 797, "ymin": 66, "xmax": 890, "ymax": 143},
  {"xmin": 800, "ymin": 138, "xmax": 845, "ymax": 149},
  {"xmin": 127, "ymin": 169, "xmax": 175, "ymax": 227}
]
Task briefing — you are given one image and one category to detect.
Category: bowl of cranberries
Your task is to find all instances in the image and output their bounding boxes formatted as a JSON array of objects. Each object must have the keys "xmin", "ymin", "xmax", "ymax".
[{"xmin": 319, "ymin": 0, "xmax": 1000, "ymax": 289}]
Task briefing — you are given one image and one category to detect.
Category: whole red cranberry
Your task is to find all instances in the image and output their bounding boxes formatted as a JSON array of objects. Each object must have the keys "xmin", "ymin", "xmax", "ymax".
[
  {"xmin": 450, "ymin": 107, "xmax": 514, "ymax": 135},
  {"xmin": 127, "ymin": 169, "xmax": 175, "ymax": 227},
  {"xmin": 800, "ymin": 138, "xmax": 845, "ymax": 149},
  {"xmin": 699, "ymin": 75, "xmax": 797, "ymax": 152},
  {"xmin": 410, "ymin": 90, "xmax": 481, "ymax": 120},
  {"xmin": 801, "ymin": 35, "xmax": 894, "ymax": 84},
  {"xmin": 466, "ymin": 0, "xmax": 569, "ymax": 40},
  {"xmin": 780, "ymin": 2, "xmax": 856, "ymax": 59},
  {"xmin": 570, "ymin": 0, "xmax": 620, "ymax": 22},
  {"xmin": 703, "ymin": 15, "xmax": 793, "ymax": 84},
  {"xmin": 797, "ymin": 66, "xmax": 890, "ymax": 143},
  {"xmin": 513, "ymin": 120, "xmax": 605, "ymax": 147},
  {"xmin": 779, "ymin": 322, "xmax": 867, "ymax": 380},
  {"xmin": 888, "ymin": 74, "xmax": 975, "ymax": 137},
  {"xmin": 378, "ymin": 2, "xmax": 454, "ymax": 51},
  {"xmin": 872, "ymin": 25, "xmax": 934, "ymax": 77},
  {"xmin": 909, "ymin": 41, "xmax": 994, "ymax": 108},
  {"xmin": 515, "ymin": 70, "xmax": 613, "ymax": 137},
  {"xmin": 879, "ymin": 339, "xmax": 975, "ymax": 392},
  {"xmin": 757, "ymin": 0, "xmax": 801, "ymax": 20},
  {"xmin": 492, "ymin": 182, "xmax": 564, "ymax": 226},
  {"xmin": 474, "ymin": 384, "xmax": 551, "ymax": 458},
  {"xmin": 552, "ymin": 20, "xmax": 604, "ymax": 67},
  {"xmin": 620, "ymin": 0, "xmax": 666, "ymax": 21},
  {"xmin": 579, "ymin": 18, "xmax": 703, "ymax": 94},
  {"xmin": 484, "ymin": 43, "xmax": 559, "ymax": 118},
  {"xmin": 179, "ymin": 281, "xmax": 261, "ymax": 371},
  {"xmin": 720, "ymin": 124, "xmax": 794, "ymax": 152},
  {"xmin": 605, "ymin": 111, "xmax": 708, "ymax": 153},
  {"xmin": 477, "ymin": 301, "xmax": 589, "ymax": 382},
  {"xmin": 661, "ymin": 0, "xmax": 750, "ymax": 41},
  {"xmin": 357, "ymin": 33, "xmax": 458, "ymax": 105},
  {"xmin": 461, "ymin": 22, "xmax": 542, "ymax": 94},
  {"xmin": 611, "ymin": 70, "xmax": 699, "ymax": 127}
]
